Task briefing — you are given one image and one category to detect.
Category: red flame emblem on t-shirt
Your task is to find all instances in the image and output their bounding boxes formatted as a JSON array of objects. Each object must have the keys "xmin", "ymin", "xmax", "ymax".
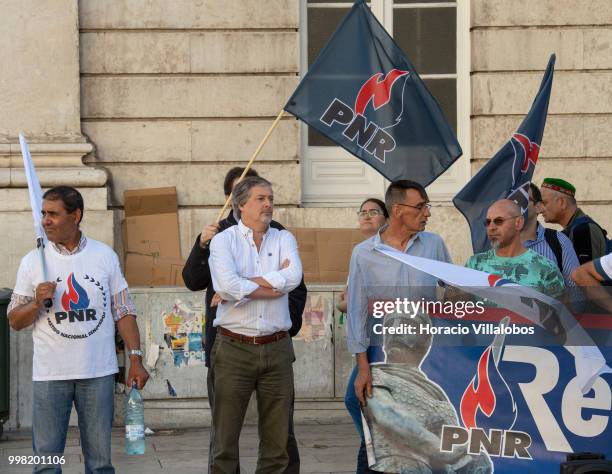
[{"xmin": 61, "ymin": 273, "xmax": 90, "ymax": 311}]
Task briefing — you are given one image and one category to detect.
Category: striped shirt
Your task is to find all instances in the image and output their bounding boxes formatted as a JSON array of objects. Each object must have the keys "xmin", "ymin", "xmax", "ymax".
[
  {"xmin": 523, "ymin": 223, "xmax": 579, "ymax": 288},
  {"xmin": 51, "ymin": 233, "xmax": 88, "ymax": 256},
  {"xmin": 7, "ymin": 234, "xmax": 136, "ymax": 322}
]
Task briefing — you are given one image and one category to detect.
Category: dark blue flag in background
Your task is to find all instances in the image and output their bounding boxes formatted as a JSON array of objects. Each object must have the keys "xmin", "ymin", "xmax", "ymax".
[
  {"xmin": 453, "ymin": 54, "xmax": 556, "ymax": 253},
  {"xmin": 284, "ymin": 0, "xmax": 462, "ymax": 186}
]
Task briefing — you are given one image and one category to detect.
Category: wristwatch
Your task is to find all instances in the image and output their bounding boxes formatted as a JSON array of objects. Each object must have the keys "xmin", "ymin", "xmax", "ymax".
[{"xmin": 127, "ymin": 349, "xmax": 143, "ymax": 358}]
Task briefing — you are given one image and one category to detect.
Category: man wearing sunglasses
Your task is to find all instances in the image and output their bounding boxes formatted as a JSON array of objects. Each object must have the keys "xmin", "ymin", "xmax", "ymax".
[{"xmin": 466, "ymin": 199, "xmax": 564, "ymax": 297}]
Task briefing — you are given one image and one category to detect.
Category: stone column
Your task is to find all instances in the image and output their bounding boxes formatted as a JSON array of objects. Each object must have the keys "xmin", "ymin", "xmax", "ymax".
[{"xmin": 0, "ymin": 0, "xmax": 113, "ymax": 290}]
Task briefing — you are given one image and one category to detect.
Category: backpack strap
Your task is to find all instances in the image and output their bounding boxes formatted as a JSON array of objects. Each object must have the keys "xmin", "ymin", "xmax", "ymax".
[
  {"xmin": 543, "ymin": 228, "xmax": 563, "ymax": 272},
  {"xmin": 567, "ymin": 215, "xmax": 593, "ymax": 233},
  {"xmin": 566, "ymin": 215, "xmax": 612, "ymax": 257}
]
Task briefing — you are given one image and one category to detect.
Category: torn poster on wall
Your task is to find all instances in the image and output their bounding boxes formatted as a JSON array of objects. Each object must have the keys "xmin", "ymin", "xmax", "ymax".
[
  {"xmin": 296, "ymin": 294, "xmax": 330, "ymax": 343},
  {"xmin": 162, "ymin": 299, "xmax": 205, "ymax": 368}
]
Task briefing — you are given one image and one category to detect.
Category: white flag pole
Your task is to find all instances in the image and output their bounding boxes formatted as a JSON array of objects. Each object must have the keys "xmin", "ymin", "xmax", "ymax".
[{"xmin": 19, "ymin": 134, "xmax": 52, "ymax": 308}]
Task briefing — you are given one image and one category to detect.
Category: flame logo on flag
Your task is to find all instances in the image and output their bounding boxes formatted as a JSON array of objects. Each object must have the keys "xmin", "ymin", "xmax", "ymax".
[
  {"xmin": 61, "ymin": 273, "xmax": 90, "ymax": 311},
  {"xmin": 460, "ymin": 346, "xmax": 517, "ymax": 432},
  {"xmin": 512, "ymin": 132, "xmax": 540, "ymax": 174},
  {"xmin": 354, "ymin": 69, "xmax": 409, "ymax": 116}
]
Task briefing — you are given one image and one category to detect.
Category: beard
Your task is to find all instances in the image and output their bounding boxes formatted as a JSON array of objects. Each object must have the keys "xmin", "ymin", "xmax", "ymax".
[{"xmin": 490, "ymin": 240, "xmax": 501, "ymax": 250}]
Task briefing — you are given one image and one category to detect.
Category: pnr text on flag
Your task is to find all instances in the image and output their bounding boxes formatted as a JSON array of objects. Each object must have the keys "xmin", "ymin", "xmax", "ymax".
[{"xmin": 285, "ymin": 0, "xmax": 462, "ymax": 186}]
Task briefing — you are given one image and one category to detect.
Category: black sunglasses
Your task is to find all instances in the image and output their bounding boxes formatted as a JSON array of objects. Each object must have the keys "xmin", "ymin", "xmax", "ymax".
[{"xmin": 484, "ymin": 216, "xmax": 520, "ymax": 227}]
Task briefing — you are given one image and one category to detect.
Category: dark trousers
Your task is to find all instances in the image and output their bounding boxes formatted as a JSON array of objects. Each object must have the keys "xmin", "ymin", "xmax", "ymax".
[
  {"xmin": 207, "ymin": 346, "xmax": 300, "ymax": 473},
  {"xmin": 209, "ymin": 334, "xmax": 296, "ymax": 474}
]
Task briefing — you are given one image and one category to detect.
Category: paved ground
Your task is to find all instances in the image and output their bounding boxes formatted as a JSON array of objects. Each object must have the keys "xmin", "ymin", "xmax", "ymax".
[{"xmin": 0, "ymin": 423, "xmax": 360, "ymax": 473}]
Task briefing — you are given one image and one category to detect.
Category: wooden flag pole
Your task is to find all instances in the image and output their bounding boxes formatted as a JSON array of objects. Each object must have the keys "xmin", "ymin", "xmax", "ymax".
[{"xmin": 214, "ymin": 108, "xmax": 285, "ymax": 223}]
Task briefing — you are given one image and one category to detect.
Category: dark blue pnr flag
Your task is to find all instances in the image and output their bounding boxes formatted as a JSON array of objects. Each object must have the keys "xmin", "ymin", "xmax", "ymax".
[
  {"xmin": 453, "ymin": 54, "xmax": 556, "ymax": 253},
  {"xmin": 284, "ymin": 0, "xmax": 461, "ymax": 186}
]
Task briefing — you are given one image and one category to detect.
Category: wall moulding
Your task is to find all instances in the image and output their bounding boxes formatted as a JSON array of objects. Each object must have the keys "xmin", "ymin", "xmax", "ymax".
[
  {"xmin": 0, "ymin": 142, "xmax": 95, "ymax": 169},
  {"xmin": 0, "ymin": 166, "xmax": 108, "ymax": 188}
]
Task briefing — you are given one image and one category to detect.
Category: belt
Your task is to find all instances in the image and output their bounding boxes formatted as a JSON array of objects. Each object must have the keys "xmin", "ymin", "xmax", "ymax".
[{"xmin": 218, "ymin": 327, "xmax": 289, "ymax": 345}]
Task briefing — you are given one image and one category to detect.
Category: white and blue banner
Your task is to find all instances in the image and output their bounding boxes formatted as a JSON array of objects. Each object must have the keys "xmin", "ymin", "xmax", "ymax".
[{"xmin": 361, "ymin": 248, "xmax": 612, "ymax": 473}]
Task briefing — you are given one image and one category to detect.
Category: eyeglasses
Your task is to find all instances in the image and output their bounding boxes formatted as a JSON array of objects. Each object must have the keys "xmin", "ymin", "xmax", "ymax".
[
  {"xmin": 484, "ymin": 216, "xmax": 521, "ymax": 227},
  {"xmin": 357, "ymin": 209, "xmax": 385, "ymax": 218},
  {"xmin": 395, "ymin": 202, "xmax": 432, "ymax": 212}
]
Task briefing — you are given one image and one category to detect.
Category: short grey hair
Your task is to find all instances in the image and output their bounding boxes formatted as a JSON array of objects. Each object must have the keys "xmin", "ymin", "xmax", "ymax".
[{"xmin": 231, "ymin": 176, "xmax": 272, "ymax": 219}]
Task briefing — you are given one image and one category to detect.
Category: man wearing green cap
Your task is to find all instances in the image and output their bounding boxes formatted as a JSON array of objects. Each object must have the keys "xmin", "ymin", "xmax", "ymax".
[{"xmin": 540, "ymin": 177, "xmax": 608, "ymax": 264}]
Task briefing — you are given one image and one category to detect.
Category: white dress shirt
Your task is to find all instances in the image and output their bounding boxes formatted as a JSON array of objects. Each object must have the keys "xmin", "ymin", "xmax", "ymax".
[{"xmin": 209, "ymin": 219, "xmax": 303, "ymax": 336}]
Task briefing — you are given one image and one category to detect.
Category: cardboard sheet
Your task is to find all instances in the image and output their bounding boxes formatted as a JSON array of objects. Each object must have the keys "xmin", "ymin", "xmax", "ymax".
[
  {"xmin": 290, "ymin": 228, "xmax": 365, "ymax": 283},
  {"xmin": 123, "ymin": 187, "xmax": 184, "ymax": 286}
]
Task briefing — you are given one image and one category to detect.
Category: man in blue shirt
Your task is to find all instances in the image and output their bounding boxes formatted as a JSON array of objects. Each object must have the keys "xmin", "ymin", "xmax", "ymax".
[
  {"xmin": 346, "ymin": 180, "xmax": 451, "ymax": 472},
  {"xmin": 521, "ymin": 183, "xmax": 579, "ymax": 287}
]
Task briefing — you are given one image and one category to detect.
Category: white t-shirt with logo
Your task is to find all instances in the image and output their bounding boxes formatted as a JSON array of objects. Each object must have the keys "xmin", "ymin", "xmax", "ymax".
[{"xmin": 13, "ymin": 238, "xmax": 128, "ymax": 381}]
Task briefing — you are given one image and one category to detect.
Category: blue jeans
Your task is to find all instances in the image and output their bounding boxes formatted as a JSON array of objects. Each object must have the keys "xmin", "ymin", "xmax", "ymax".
[
  {"xmin": 344, "ymin": 364, "xmax": 364, "ymax": 439},
  {"xmin": 32, "ymin": 374, "xmax": 115, "ymax": 474},
  {"xmin": 345, "ymin": 347, "xmax": 384, "ymax": 474},
  {"xmin": 344, "ymin": 346, "xmax": 385, "ymax": 440}
]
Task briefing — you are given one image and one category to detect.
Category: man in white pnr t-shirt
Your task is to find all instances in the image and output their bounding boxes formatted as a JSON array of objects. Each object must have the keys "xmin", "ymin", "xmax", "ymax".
[{"xmin": 8, "ymin": 186, "xmax": 149, "ymax": 473}]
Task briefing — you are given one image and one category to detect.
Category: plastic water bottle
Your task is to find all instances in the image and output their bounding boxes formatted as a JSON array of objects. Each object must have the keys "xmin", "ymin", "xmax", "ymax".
[{"xmin": 125, "ymin": 383, "xmax": 145, "ymax": 455}]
